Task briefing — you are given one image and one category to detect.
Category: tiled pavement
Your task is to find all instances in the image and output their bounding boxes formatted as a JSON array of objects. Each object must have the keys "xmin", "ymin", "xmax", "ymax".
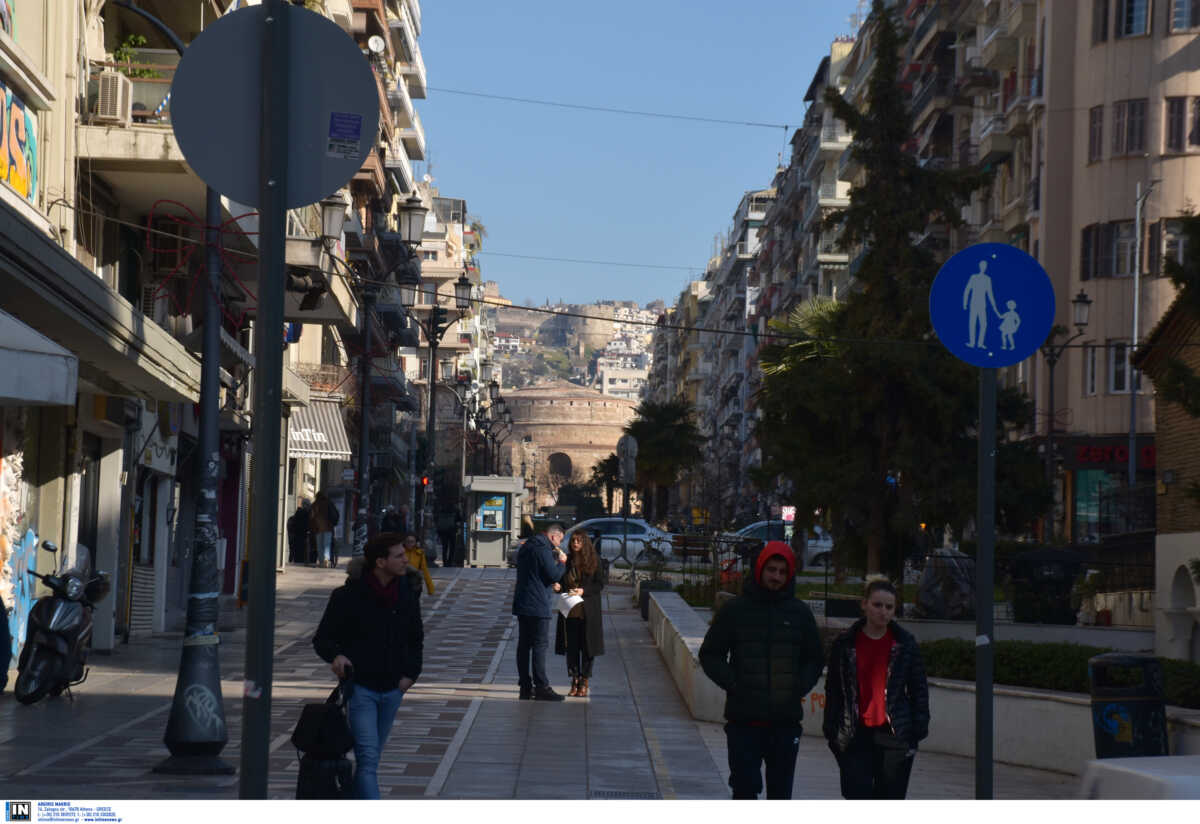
[{"xmin": 0, "ymin": 564, "xmax": 1078, "ymax": 800}]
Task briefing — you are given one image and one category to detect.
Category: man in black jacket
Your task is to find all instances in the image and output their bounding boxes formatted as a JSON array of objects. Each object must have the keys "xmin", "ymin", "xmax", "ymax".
[
  {"xmin": 511, "ymin": 522, "xmax": 567, "ymax": 701},
  {"xmin": 313, "ymin": 532, "xmax": 424, "ymax": 799},
  {"xmin": 699, "ymin": 541, "xmax": 823, "ymax": 799}
]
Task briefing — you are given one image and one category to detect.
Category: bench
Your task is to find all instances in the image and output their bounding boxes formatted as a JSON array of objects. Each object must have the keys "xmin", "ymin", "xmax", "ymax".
[{"xmin": 671, "ymin": 534, "xmax": 713, "ymax": 562}]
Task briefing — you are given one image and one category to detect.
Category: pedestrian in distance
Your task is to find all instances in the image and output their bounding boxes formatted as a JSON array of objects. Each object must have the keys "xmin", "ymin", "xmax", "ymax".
[
  {"xmin": 380, "ymin": 507, "xmax": 404, "ymax": 535},
  {"xmin": 823, "ymin": 578, "xmax": 930, "ymax": 800},
  {"xmin": 313, "ymin": 533, "xmax": 424, "ymax": 800},
  {"xmin": 553, "ymin": 530, "xmax": 604, "ymax": 697},
  {"xmin": 402, "ymin": 533, "xmax": 435, "ymax": 595},
  {"xmin": 436, "ymin": 508, "xmax": 457, "ymax": 568},
  {"xmin": 311, "ymin": 490, "xmax": 338, "ymax": 568},
  {"xmin": 511, "ymin": 521, "xmax": 568, "ymax": 701},
  {"xmin": 287, "ymin": 498, "xmax": 310, "ymax": 564},
  {"xmin": 699, "ymin": 541, "xmax": 823, "ymax": 800}
]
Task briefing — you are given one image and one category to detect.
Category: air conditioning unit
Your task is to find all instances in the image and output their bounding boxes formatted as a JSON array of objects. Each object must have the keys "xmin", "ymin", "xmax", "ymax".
[
  {"xmin": 94, "ymin": 71, "xmax": 132, "ymax": 126},
  {"xmin": 141, "ymin": 283, "xmax": 169, "ymax": 327}
]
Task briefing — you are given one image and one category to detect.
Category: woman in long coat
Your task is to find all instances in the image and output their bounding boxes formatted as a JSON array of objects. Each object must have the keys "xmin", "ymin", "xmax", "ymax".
[{"xmin": 554, "ymin": 530, "xmax": 605, "ymax": 696}]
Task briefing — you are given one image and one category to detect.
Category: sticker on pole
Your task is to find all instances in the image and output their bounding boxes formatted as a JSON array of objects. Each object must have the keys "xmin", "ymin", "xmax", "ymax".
[
  {"xmin": 327, "ymin": 112, "xmax": 363, "ymax": 159},
  {"xmin": 929, "ymin": 243, "xmax": 1055, "ymax": 369}
]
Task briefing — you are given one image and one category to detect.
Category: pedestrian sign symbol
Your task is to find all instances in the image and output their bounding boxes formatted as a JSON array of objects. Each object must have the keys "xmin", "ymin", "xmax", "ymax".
[{"xmin": 929, "ymin": 243, "xmax": 1055, "ymax": 368}]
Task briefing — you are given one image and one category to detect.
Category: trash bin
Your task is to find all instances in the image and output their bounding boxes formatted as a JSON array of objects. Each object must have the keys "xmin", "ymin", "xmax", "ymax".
[{"xmin": 1088, "ymin": 652, "xmax": 1169, "ymax": 759}]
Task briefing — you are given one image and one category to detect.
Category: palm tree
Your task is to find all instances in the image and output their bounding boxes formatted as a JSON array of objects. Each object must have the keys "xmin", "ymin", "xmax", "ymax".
[
  {"xmin": 623, "ymin": 399, "xmax": 703, "ymax": 524},
  {"xmin": 590, "ymin": 453, "xmax": 620, "ymax": 514}
]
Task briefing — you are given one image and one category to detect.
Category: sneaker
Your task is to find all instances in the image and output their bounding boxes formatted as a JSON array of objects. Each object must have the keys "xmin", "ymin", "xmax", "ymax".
[
  {"xmin": 532, "ymin": 686, "xmax": 565, "ymax": 702},
  {"xmin": 518, "ymin": 686, "xmax": 534, "ymax": 700}
]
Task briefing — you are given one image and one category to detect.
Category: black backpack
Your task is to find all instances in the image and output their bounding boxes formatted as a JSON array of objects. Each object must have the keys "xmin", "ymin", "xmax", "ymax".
[{"xmin": 327, "ymin": 503, "xmax": 340, "ymax": 528}]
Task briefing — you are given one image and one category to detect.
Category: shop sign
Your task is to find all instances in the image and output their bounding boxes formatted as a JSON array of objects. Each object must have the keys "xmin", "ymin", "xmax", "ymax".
[{"xmin": 1071, "ymin": 442, "xmax": 1156, "ymax": 470}]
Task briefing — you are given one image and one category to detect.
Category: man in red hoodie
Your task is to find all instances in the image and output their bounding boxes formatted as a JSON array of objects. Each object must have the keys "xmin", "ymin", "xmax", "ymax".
[{"xmin": 700, "ymin": 541, "xmax": 823, "ymax": 799}]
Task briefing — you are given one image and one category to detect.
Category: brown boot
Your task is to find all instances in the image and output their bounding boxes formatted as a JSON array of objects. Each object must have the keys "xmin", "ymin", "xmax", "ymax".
[
  {"xmin": 578, "ymin": 678, "xmax": 589, "ymax": 697},
  {"xmin": 567, "ymin": 676, "xmax": 580, "ymax": 697}
]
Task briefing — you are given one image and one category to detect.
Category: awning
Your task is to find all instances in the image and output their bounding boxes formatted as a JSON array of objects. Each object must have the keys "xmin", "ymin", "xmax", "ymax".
[
  {"xmin": 288, "ymin": 400, "xmax": 352, "ymax": 461},
  {"xmin": 0, "ymin": 307, "xmax": 77, "ymax": 405}
]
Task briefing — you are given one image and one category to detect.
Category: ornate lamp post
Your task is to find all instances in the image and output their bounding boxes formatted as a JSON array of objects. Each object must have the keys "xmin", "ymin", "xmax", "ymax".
[{"xmin": 1039, "ymin": 289, "xmax": 1091, "ymax": 537}]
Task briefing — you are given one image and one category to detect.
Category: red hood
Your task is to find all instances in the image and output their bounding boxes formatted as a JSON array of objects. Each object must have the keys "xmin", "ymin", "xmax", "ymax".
[{"xmin": 754, "ymin": 540, "xmax": 796, "ymax": 585}]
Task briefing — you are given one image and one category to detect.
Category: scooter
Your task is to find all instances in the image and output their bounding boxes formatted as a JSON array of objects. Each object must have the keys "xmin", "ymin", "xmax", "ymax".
[{"xmin": 14, "ymin": 541, "xmax": 111, "ymax": 705}]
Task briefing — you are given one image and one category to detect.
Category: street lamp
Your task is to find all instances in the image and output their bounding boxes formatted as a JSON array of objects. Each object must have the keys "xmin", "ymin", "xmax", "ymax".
[
  {"xmin": 398, "ymin": 191, "xmax": 428, "ymax": 246},
  {"xmin": 320, "ymin": 190, "xmax": 348, "ymax": 242},
  {"xmin": 1040, "ymin": 288, "xmax": 1091, "ymax": 537},
  {"xmin": 454, "ymin": 269, "xmax": 473, "ymax": 311}
]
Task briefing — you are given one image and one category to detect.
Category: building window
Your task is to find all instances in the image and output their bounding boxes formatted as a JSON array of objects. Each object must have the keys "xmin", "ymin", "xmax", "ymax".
[
  {"xmin": 1171, "ymin": 0, "xmax": 1200, "ymax": 30},
  {"xmin": 1108, "ymin": 341, "xmax": 1142, "ymax": 393},
  {"xmin": 422, "ymin": 250, "xmax": 438, "ymax": 261},
  {"xmin": 1166, "ymin": 97, "xmax": 1187, "ymax": 151},
  {"xmin": 1084, "ymin": 344, "xmax": 1098, "ymax": 396},
  {"xmin": 1112, "ymin": 99, "xmax": 1147, "ymax": 155},
  {"xmin": 1088, "ymin": 106, "xmax": 1104, "ymax": 161},
  {"xmin": 1114, "ymin": 221, "xmax": 1136, "ymax": 275},
  {"xmin": 1117, "ymin": 0, "xmax": 1150, "ymax": 36},
  {"xmin": 1151, "ymin": 218, "xmax": 1190, "ymax": 275},
  {"xmin": 1093, "ymin": 0, "xmax": 1110, "ymax": 42}
]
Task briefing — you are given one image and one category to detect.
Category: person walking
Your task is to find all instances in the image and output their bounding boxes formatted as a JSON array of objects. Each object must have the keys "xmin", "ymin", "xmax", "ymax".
[
  {"xmin": 699, "ymin": 541, "xmax": 823, "ymax": 800},
  {"xmin": 823, "ymin": 578, "xmax": 930, "ymax": 800},
  {"xmin": 313, "ymin": 533, "xmax": 424, "ymax": 800},
  {"xmin": 287, "ymin": 498, "xmax": 310, "ymax": 564},
  {"xmin": 311, "ymin": 491, "xmax": 337, "ymax": 568},
  {"xmin": 402, "ymin": 533, "xmax": 435, "ymax": 595},
  {"xmin": 554, "ymin": 530, "xmax": 604, "ymax": 697},
  {"xmin": 512, "ymin": 522, "xmax": 567, "ymax": 701}
]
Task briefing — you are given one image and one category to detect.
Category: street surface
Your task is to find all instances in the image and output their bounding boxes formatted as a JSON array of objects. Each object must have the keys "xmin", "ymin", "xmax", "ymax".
[{"xmin": 0, "ymin": 565, "xmax": 1076, "ymax": 799}]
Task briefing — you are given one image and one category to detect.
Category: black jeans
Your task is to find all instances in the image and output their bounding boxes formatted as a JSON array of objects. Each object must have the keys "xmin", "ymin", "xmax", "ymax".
[
  {"xmin": 564, "ymin": 617, "xmax": 593, "ymax": 678},
  {"xmin": 724, "ymin": 722, "xmax": 802, "ymax": 800},
  {"xmin": 515, "ymin": 615, "xmax": 551, "ymax": 690},
  {"xmin": 836, "ymin": 727, "xmax": 916, "ymax": 799},
  {"xmin": 439, "ymin": 530, "xmax": 456, "ymax": 566}
]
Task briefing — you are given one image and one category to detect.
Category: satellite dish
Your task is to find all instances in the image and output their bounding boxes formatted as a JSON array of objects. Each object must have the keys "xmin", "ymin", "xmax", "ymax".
[
  {"xmin": 422, "ymin": 173, "xmax": 432, "ymax": 182},
  {"xmin": 367, "ymin": 35, "xmax": 386, "ymax": 55}
]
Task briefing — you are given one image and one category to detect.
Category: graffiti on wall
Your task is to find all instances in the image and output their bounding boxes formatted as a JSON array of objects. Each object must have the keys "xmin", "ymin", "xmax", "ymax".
[
  {"xmin": 0, "ymin": 81, "xmax": 36, "ymax": 204},
  {"xmin": 6, "ymin": 528, "xmax": 34, "ymax": 662}
]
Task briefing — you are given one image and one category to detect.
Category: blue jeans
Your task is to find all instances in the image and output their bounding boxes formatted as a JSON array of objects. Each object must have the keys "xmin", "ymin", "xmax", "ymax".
[
  {"xmin": 316, "ymin": 532, "xmax": 332, "ymax": 564},
  {"xmin": 346, "ymin": 683, "xmax": 405, "ymax": 799},
  {"xmin": 515, "ymin": 615, "xmax": 550, "ymax": 690}
]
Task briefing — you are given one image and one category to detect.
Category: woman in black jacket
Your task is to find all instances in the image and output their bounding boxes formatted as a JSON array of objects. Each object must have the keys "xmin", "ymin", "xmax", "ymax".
[
  {"xmin": 554, "ymin": 531, "xmax": 604, "ymax": 697},
  {"xmin": 823, "ymin": 578, "xmax": 929, "ymax": 799}
]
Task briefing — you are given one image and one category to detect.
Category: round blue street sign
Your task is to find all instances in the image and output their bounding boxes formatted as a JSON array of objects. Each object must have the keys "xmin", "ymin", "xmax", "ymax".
[{"xmin": 929, "ymin": 243, "xmax": 1055, "ymax": 368}]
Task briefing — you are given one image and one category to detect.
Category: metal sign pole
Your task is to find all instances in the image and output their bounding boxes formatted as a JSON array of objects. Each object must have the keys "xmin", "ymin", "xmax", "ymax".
[
  {"xmin": 240, "ymin": 0, "xmax": 289, "ymax": 799},
  {"xmin": 976, "ymin": 367, "xmax": 996, "ymax": 800}
]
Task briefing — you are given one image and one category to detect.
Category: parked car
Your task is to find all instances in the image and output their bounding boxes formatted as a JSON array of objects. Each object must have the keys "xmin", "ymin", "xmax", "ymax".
[
  {"xmin": 731, "ymin": 520, "xmax": 833, "ymax": 569},
  {"xmin": 565, "ymin": 517, "xmax": 673, "ymax": 564}
]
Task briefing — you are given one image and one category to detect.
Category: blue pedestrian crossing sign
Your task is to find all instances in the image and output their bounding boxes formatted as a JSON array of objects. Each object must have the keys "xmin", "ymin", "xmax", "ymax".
[{"xmin": 929, "ymin": 243, "xmax": 1055, "ymax": 369}]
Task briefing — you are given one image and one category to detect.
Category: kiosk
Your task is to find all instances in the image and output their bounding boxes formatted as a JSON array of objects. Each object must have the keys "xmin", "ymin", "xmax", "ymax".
[{"xmin": 464, "ymin": 475, "xmax": 525, "ymax": 567}]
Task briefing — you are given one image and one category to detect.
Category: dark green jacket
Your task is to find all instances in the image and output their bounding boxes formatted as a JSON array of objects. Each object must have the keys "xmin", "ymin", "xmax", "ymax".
[{"xmin": 699, "ymin": 579, "xmax": 824, "ymax": 725}]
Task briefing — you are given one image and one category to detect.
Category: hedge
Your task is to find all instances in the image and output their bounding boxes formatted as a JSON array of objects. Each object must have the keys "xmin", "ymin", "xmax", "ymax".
[{"xmin": 919, "ymin": 639, "xmax": 1200, "ymax": 710}]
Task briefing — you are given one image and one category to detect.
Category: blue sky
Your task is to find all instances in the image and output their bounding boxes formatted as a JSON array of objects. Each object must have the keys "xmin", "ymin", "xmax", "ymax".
[{"xmin": 415, "ymin": 0, "xmax": 860, "ymax": 308}]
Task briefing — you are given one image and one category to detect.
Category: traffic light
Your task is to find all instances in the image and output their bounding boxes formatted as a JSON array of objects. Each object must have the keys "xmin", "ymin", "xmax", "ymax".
[
  {"xmin": 432, "ymin": 306, "xmax": 449, "ymax": 337},
  {"xmin": 421, "ymin": 475, "xmax": 430, "ymax": 488}
]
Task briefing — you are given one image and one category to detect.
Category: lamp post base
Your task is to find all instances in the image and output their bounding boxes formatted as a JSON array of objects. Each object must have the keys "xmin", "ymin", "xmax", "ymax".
[{"xmin": 152, "ymin": 754, "xmax": 237, "ymax": 775}]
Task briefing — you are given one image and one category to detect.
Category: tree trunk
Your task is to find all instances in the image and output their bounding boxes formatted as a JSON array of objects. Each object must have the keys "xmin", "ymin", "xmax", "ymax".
[{"xmin": 605, "ymin": 484, "xmax": 614, "ymax": 515}]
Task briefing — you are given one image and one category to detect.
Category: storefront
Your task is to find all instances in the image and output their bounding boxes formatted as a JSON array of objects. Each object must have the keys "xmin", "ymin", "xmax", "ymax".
[{"xmin": 1061, "ymin": 435, "xmax": 1156, "ymax": 544}]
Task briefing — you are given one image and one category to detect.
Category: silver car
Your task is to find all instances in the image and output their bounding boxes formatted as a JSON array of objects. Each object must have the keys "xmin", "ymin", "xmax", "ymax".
[{"xmin": 564, "ymin": 517, "xmax": 673, "ymax": 563}]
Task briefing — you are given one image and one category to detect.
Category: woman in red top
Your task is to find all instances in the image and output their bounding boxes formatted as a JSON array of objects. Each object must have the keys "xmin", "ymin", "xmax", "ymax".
[{"xmin": 823, "ymin": 578, "xmax": 930, "ymax": 799}]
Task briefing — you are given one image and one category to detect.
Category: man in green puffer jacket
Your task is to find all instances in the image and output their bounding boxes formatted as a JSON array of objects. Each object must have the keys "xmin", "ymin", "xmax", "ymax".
[{"xmin": 699, "ymin": 541, "xmax": 823, "ymax": 799}]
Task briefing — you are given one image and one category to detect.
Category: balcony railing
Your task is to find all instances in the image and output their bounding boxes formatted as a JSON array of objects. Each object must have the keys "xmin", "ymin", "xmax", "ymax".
[{"xmin": 910, "ymin": 74, "xmax": 952, "ymax": 123}]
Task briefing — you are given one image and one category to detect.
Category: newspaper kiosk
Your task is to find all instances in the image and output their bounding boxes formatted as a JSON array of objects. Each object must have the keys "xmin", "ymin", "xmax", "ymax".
[{"xmin": 464, "ymin": 475, "xmax": 524, "ymax": 567}]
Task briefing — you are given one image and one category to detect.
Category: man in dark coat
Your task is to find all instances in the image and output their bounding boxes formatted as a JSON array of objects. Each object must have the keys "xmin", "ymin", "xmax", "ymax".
[
  {"xmin": 511, "ymin": 522, "xmax": 567, "ymax": 700},
  {"xmin": 699, "ymin": 541, "xmax": 823, "ymax": 800},
  {"xmin": 313, "ymin": 533, "xmax": 424, "ymax": 799},
  {"xmin": 286, "ymin": 499, "xmax": 310, "ymax": 564}
]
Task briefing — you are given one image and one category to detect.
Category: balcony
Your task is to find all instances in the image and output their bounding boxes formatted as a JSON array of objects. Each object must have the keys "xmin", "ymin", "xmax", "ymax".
[
  {"xmin": 396, "ymin": 30, "xmax": 427, "ymax": 99},
  {"xmin": 820, "ymin": 120, "xmax": 851, "ymax": 153},
  {"xmin": 1004, "ymin": 0, "xmax": 1035, "ymax": 38},
  {"xmin": 405, "ymin": 0, "xmax": 422, "ymax": 35},
  {"xmin": 912, "ymin": 1, "xmax": 956, "ymax": 58},
  {"xmin": 978, "ymin": 115, "xmax": 1013, "ymax": 164},
  {"xmin": 384, "ymin": 136, "xmax": 413, "ymax": 192},
  {"xmin": 980, "ymin": 25, "xmax": 1017, "ymax": 68},
  {"xmin": 354, "ymin": 149, "xmax": 387, "ymax": 198},
  {"xmin": 838, "ymin": 145, "xmax": 862, "ymax": 183},
  {"xmin": 957, "ymin": 62, "xmax": 999, "ymax": 96},
  {"xmin": 816, "ymin": 231, "xmax": 848, "ymax": 263},
  {"xmin": 1005, "ymin": 94, "xmax": 1030, "ymax": 136},
  {"xmin": 1026, "ymin": 68, "xmax": 1044, "ymax": 112},
  {"xmin": 910, "ymin": 73, "xmax": 953, "ymax": 130},
  {"xmin": 1001, "ymin": 193, "xmax": 1026, "ymax": 232},
  {"xmin": 818, "ymin": 180, "xmax": 848, "ymax": 207},
  {"xmin": 351, "ymin": 0, "xmax": 387, "ymax": 37},
  {"xmin": 398, "ymin": 106, "xmax": 425, "ymax": 160},
  {"xmin": 957, "ymin": 138, "xmax": 978, "ymax": 167}
]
